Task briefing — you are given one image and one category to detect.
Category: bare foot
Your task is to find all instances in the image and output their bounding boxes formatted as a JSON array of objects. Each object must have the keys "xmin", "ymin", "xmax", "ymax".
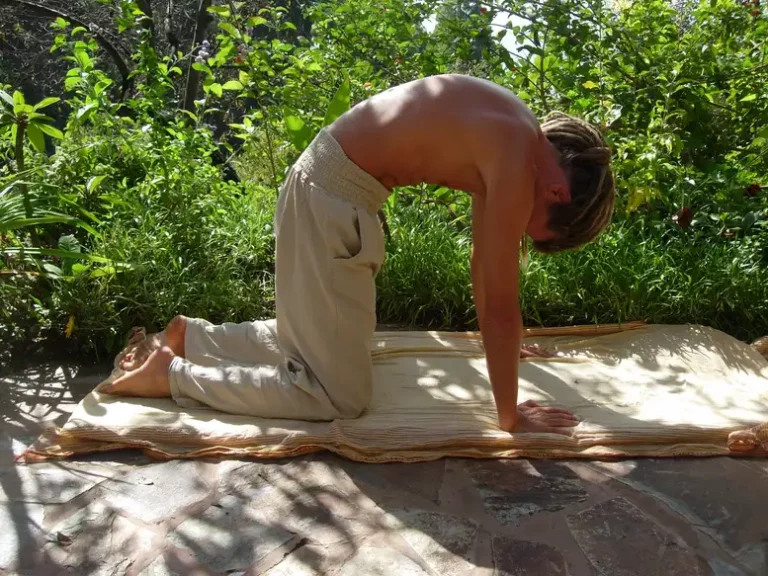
[
  {"xmin": 102, "ymin": 346, "xmax": 175, "ymax": 398},
  {"xmin": 119, "ymin": 315, "xmax": 187, "ymax": 371}
]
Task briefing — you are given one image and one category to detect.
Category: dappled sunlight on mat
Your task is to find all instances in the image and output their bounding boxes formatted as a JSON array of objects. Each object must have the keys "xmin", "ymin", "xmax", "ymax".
[{"xmin": 22, "ymin": 324, "xmax": 768, "ymax": 462}]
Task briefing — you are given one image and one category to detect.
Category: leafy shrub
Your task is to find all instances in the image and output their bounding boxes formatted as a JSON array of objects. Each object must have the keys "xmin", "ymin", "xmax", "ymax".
[{"xmin": 1, "ymin": 0, "xmax": 767, "ymax": 369}]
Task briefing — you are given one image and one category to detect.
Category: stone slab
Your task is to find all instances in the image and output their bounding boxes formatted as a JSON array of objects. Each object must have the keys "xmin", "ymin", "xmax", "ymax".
[
  {"xmin": 42, "ymin": 500, "xmax": 159, "ymax": 576},
  {"xmin": 337, "ymin": 545, "xmax": 429, "ymax": 576},
  {"xmin": 597, "ymin": 458, "xmax": 768, "ymax": 573},
  {"xmin": 464, "ymin": 459, "xmax": 588, "ymax": 526},
  {"xmin": 492, "ymin": 536, "xmax": 569, "ymax": 576},
  {"xmin": 0, "ymin": 462, "xmax": 117, "ymax": 504},
  {"xmin": 167, "ymin": 494, "xmax": 298, "ymax": 574},
  {"xmin": 0, "ymin": 500, "xmax": 45, "ymax": 572},
  {"xmin": 384, "ymin": 509, "xmax": 477, "ymax": 576},
  {"xmin": 567, "ymin": 496, "xmax": 707, "ymax": 576},
  {"xmin": 97, "ymin": 460, "xmax": 215, "ymax": 525}
]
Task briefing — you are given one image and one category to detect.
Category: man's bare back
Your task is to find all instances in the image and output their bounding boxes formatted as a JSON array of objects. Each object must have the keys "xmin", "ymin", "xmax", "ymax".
[{"xmin": 329, "ymin": 74, "xmax": 540, "ymax": 197}]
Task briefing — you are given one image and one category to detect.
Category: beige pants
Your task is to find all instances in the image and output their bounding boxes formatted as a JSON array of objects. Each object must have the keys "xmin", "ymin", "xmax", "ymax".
[{"xmin": 167, "ymin": 130, "xmax": 389, "ymax": 420}]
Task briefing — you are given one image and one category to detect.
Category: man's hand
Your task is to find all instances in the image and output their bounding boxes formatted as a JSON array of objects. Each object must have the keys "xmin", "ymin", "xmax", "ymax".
[
  {"xmin": 520, "ymin": 344, "xmax": 553, "ymax": 359},
  {"xmin": 502, "ymin": 400, "xmax": 579, "ymax": 435}
]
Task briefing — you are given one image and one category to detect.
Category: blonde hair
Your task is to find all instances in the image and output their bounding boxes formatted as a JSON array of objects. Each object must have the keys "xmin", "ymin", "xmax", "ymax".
[{"xmin": 534, "ymin": 112, "xmax": 615, "ymax": 253}]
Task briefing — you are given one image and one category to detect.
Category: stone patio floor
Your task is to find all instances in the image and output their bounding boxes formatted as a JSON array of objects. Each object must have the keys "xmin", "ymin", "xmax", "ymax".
[{"xmin": 1, "ymin": 362, "xmax": 767, "ymax": 576}]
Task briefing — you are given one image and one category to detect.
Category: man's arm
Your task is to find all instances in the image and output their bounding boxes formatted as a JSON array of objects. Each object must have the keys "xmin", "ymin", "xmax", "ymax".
[
  {"xmin": 474, "ymin": 125, "xmax": 577, "ymax": 434},
  {"xmin": 471, "ymin": 194, "xmax": 486, "ymax": 329},
  {"xmin": 477, "ymin": 150, "xmax": 530, "ymax": 431}
]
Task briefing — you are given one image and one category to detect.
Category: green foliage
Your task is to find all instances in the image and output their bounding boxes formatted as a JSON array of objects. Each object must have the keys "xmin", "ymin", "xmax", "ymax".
[{"xmin": 1, "ymin": 0, "xmax": 768, "ymax": 368}]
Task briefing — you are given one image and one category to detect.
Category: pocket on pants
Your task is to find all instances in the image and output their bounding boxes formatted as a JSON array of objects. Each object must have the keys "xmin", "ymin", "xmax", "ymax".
[{"xmin": 332, "ymin": 207, "xmax": 384, "ymax": 273}]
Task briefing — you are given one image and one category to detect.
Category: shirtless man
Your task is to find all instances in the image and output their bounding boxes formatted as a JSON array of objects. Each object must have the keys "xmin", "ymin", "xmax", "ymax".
[{"xmin": 103, "ymin": 74, "xmax": 615, "ymax": 435}]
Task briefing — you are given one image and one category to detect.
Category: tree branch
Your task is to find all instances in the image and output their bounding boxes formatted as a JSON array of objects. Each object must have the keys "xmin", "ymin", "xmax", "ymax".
[
  {"xmin": 3, "ymin": 0, "xmax": 133, "ymax": 94},
  {"xmin": 183, "ymin": 0, "xmax": 213, "ymax": 112}
]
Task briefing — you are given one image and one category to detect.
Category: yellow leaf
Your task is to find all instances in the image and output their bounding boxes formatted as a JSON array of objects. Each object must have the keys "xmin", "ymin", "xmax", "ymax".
[
  {"xmin": 65, "ymin": 315, "xmax": 76, "ymax": 338},
  {"xmin": 583, "ymin": 80, "xmax": 598, "ymax": 90}
]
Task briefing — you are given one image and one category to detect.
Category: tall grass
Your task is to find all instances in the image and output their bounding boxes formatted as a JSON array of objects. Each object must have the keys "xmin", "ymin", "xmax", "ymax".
[
  {"xmin": 378, "ymin": 204, "xmax": 768, "ymax": 342},
  {"xmin": 49, "ymin": 184, "xmax": 278, "ymax": 358},
  {"xmin": 13, "ymin": 185, "xmax": 768, "ymax": 363}
]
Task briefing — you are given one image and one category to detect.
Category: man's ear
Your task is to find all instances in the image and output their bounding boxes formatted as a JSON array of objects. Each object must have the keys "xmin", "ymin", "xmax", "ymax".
[{"xmin": 551, "ymin": 183, "xmax": 570, "ymax": 204}]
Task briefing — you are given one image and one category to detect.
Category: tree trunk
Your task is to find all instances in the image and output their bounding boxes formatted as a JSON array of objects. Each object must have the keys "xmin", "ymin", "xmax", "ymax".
[
  {"xmin": 14, "ymin": 120, "xmax": 31, "ymax": 218},
  {"xmin": 164, "ymin": 0, "xmax": 179, "ymax": 51},
  {"xmin": 183, "ymin": 0, "xmax": 213, "ymax": 112},
  {"xmin": 135, "ymin": 0, "xmax": 156, "ymax": 47}
]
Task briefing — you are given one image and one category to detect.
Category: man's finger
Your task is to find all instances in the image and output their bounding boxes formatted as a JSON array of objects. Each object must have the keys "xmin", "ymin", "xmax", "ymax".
[
  {"xmin": 547, "ymin": 418, "xmax": 579, "ymax": 427},
  {"xmin": 539, "ymin": 407, "xmax": 577, "ymax": 416},
  {"xmin": 522, "ymin": 345, "xmax": 554, "ymax": 358},
  {"xmin": 548, "ymin": 427, "xmax": 576, "ymax": 436}
]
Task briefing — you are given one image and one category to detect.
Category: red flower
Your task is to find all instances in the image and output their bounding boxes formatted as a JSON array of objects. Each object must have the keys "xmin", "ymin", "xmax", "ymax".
[
  {"xmin": 396, "ymin": 56, "xmax": 403, "ymax": 64},
  {"xmin": 234, "ymin": 56, "xmax": 244, "ymax": 63},
  {"xmin": 480, "ymin": 7, "xmax": 488, "ymax": 14},
  {"xmin": 673, "ymin": 206, "xmax": 693, "ymax": 229},
  {"xmin": 746, "ymin": 184, "xmax": 761, "ymax": 197}
]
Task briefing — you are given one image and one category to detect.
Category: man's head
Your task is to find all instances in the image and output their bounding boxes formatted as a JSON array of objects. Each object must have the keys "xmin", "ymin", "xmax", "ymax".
[{"xmin": 528, "ymin": 112, "xmax": 615, "ymax": 253}]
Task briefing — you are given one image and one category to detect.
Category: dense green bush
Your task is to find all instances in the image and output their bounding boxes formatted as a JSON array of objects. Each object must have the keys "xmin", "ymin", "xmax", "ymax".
[{"xmin": 1, "ymin": 0, "xmax": 767, "ymax": 369}]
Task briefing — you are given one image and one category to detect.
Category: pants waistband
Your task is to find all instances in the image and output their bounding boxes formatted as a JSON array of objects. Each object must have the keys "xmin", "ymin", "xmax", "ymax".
[{"xmin": 293, "ymin": 128, "xmax": 390, "ymax": 215}]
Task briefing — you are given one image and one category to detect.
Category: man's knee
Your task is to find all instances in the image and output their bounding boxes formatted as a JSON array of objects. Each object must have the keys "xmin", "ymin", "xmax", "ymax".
[{"xmin": 334, "ymin": 377, "xmax": 373, "ymax": 419}]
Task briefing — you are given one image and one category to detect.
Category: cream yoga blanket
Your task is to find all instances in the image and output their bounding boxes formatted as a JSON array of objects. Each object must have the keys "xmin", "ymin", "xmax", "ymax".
[{"xmin": 22, "ymin": 323, "xmax": 768, "ymax": 463}]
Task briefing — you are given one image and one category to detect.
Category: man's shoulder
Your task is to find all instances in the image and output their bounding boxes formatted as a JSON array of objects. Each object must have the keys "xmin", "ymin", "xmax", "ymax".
[{"xmin": 472, "ymin": 113, "xmax": 539, "ymax": 174}]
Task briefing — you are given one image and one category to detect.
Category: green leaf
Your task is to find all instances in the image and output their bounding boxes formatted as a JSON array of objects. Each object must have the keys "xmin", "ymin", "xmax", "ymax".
[
  {"xmin": 13, "ymin": 91, "xmax": 25, "ymax": 105},
  {"xmin": 0, "ymin": 214, "xmax": 77, "ymax": 233},
  {"xmin": 87, "ymin": 175, "xmax": 108, "ymax": 193},
  {"xmin": 71, "ymin": 263, "xmax": 88, "ymax": 276},
  {"xmin": 14, "ymin": 103, "xmax": 33, "ymax": 115},
  {"xmin": 247, "ymin": 16, "xmax": 268, "ymax": 27},
  {"xmin": 0, "ymin": 90, "xmax": 14, "ymax": 108},
  {"xmin": 323, "ymin": 76, "xmax": 351, "ymax": 127},
  {"xmin": 583, "ymin": 80, "xmax": 598, "ymax": 90},
  {"xmin": 33, "ymin": 97, "xmax": 60, "ymax": 111},
  {"xmin": 74, "ymin": 49, "xmax": 92, "ymax": 70},
  {"xmin": 58, "ymin": 234, "xmax": 81, "ymax": 253},
  {"xmin": 90, "ymin": 265, "xmax": 116, "ymax": 278},
  {"xmin": 0, "ymin": 247, "xmax": 116, "ymax": 264},
  {"xmin": 64, "ymin": 76, "xmax": 80, "ymax": 91},
  {"xmin": 222, "ymin": 80, "xmax": 244, "ymax": 91},
  {"xmin": 207, "ymin": 5, "xmax": 231, "ymax": 17},
  {"xmin": 192, "ymin": 62, "xmax": 209, "ymax": 73},
  {"xmin": 43, "ymin": 263, "xmax": 63, "ymax": 277},
  {"xmin": 218, "ymin": 22, "xmax": 240, "ymax": 37},
  {"xmin": 76, "ymin": 103, "xmax": 98, "ymax": 120},
  {"xmin": 27, "ymin": 112, "xmax": 52, "ymax": 122},
  {"xmin": 179, "ymin": 109, "xmax": 198, "ymax": 122},
  {"xmin": 740, "ymin": 94, "xmax": 758, "ymax": 102},
  {"xmin": 26, "ymin": 123, "xmax": 46, "ymax": 153},
  {"xmin": 209, "ymin": 83, "xmax": 223, "ymax": 97},
  {"xmin": 36, "ymin": 123, "xmax": 64, "ymax": 139},
  {"xmin": 284, "ymin": 113, "xmax": 313, "ymax": 151}
]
